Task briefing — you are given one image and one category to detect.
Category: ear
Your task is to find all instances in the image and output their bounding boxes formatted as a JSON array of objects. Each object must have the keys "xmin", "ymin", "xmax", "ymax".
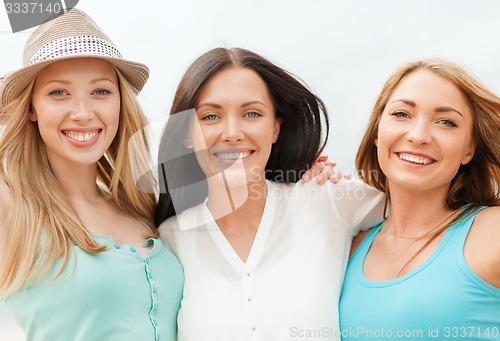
[
  {"xmin": 29, "ymin": 106, "xmax": 38, "ymax": 122},
  {"xmin": 184, "ymin": 134, "xmax": 193, "ymax": 149},
  {"xmin": 374, "ymin": 137, "xmax": 378, "ymax": 147},
  {"xmin": 461, "ymin": 142, "xmax": 476, "ymax": 165},
  {"xmin": 272, "ymin": 118, "xmax": 282, "ymax": 143}
]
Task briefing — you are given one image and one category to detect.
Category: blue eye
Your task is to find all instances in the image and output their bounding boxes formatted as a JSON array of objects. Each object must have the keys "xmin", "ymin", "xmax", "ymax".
[
  {"xmin": 49, "ymin": 89, "xmax": 67, "ymax": 96},
  {"xmin": 94, "ymin": 89, "xmax": 111, "ymax": 95},
  {"xmin": 201, "ymin": 113, "xmax": 218, "ymax": 121},
  {"xmin": 246, "ymin": 111, "xmax": 261, "ymax": 118}
]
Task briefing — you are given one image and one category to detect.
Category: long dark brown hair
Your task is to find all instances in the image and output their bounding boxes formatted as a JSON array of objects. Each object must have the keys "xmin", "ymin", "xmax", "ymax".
[{"xmin": 155, "ymin": 47, "xmax": 329, "ymax": 225}]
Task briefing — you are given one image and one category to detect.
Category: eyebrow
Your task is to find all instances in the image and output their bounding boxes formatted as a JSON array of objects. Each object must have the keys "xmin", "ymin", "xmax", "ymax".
[
  {"xmin": 241, "ymin": 100, "xmax": 267, "ymax": 108},
  {"xmin": 43, "ymin": 78, "xmax": 115, "ymax": 86},
  {"xmin": 390, "ymin": 99, "xmax": 464, "ymax": 118},
  {"xmin": 196, "ymin": 100, "xmax": 267, "ymax": 110},
  {"xmin": 44, "ymin": 79, "xmax": 71, "ymax": 86},
  {"xmin": 196, "ymin": 102, "xmax": 222, "ymax": 110},
  {"xmin": 90, "ymin": 77, "xmax": 116, "ymax": 84}
]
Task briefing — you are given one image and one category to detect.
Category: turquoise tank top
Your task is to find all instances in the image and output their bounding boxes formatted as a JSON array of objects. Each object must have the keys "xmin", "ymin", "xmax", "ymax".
[
  {"xmin": 340, "ymin": 209, "xmax": 500, "ymax": 341},
  {"xmin": 4, "ymin": 235, "xmax": 184, "ymax": 341}
]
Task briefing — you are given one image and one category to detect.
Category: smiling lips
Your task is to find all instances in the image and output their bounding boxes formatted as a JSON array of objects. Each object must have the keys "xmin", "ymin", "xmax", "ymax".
[
  {"xmin": 397, "ymin": 152, "xmax": 435, "ymax": 165},
  {"xmin": 62, "ymin": 129, "xmax": 101, "ymax": 144},
  {"xmin": 213, "ymin": 151, "xmax": 254, "ymax": 160}
]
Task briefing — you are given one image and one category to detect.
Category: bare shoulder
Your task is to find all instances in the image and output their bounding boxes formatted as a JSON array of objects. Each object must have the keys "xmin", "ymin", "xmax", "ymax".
[
  {"xmin": 350, "ymin": 229, "xmax": 371, "ymax": 258},
  {"xmin": 474, "ymin": 206, "xmax": 500, "ymax": 224},
  {"xmin": 463, "ymin": 206, "xmax": 500, "ymax": 288},
  {"xmin": 468, "ymin": 207, "xmax": 500, "ymax": 243}
]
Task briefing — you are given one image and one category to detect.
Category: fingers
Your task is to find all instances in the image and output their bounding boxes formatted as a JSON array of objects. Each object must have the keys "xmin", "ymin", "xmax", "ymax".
[
  {"xmin": 302, "ymin": 154, "xmax": 347, "ymax": 184},
  {"xmin": 316, "ymin": 164, "xmax": 334, "ymax": 184},
  {"xmin": 328, "ymin": 167, "xmax": 342, "ymax": 184},
  {"xmin": 302, "ymin": 161, "xmax": 326, "ymax": 182},
  {"xmin": 315, "ymin": 155, "xmax": 329, "ymax": 163}
]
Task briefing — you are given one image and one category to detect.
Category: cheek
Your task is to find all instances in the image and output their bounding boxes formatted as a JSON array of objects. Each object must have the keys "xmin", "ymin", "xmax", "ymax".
[
  {"xmin": 101, "ymin": 105, "xmax": 121, "ymax": 135},
  {"xmin": 34, "ymin": 119, "xmax": 60, "ymax": 148},
  {"xmin": 35, "ymin": 113, "xmax": 59, "ymax": 133},
  {"xmin": 191, "ymin": 127, "xmax": 213, "ymax": 151}
]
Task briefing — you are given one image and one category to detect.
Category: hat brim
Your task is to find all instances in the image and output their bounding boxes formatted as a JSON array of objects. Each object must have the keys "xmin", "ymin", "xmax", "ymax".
[{"xmin": 0, "ymin": 55, "xmax": 149, "ymax": 107}]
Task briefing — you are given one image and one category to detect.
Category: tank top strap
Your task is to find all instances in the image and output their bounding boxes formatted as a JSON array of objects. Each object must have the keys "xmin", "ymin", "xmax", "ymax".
[
  {"xmin": 447, "ymin": 205, "xmax": 488, "ymax": 246},
  {"xmin": 450, "ymin": 206, "xmax": 500, "ymax": 297},
  {"xmin": 348, "ymin": 222, "xmax": 383, "ymax": 267}
]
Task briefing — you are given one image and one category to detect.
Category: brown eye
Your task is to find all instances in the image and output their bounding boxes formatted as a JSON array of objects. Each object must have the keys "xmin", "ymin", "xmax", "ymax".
[
  {"xmin": 438, "ymin": 119, "xmax": 458, "ymax": 128},
  {"xmin": 389, "ymin": 110, "xmax": 410, "ymax": 118}
]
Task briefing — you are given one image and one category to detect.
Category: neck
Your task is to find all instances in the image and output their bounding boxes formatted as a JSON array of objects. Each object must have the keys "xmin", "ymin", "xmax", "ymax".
[
  {"xmin": 206, "ymin": 176, "xmax": 267, "ymax": 229},
  {"xmin": 50, "ymin": 161, "xmax": 101, "ymax": 202},
  {"xmin": 385, "ymin": 185, "xmax": 457, "ymax": 237}
]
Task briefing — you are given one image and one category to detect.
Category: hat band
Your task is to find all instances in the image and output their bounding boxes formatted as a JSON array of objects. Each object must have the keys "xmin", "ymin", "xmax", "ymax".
[{"xmin": 28, "ymin": 35, "xmax": 122, "ymax": 66}]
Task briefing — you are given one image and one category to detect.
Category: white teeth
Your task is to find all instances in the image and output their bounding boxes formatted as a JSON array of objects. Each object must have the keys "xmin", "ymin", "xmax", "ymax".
[
  {"xmin": 399, "ymin": 153, "xmax": 433, "ymax": 165},
  {"xmin": 215, "ymin": 151, "xmax": 252, "ymax": 160},
  {"xmin": 65, "ymin": 131, "xmax": 99, "ymax": 142}
]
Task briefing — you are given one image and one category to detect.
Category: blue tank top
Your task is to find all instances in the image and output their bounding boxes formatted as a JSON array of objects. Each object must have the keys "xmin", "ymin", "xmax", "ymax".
[{"xmin": 340, "ymin": 209, "xmax": 500, "ymax": 341}]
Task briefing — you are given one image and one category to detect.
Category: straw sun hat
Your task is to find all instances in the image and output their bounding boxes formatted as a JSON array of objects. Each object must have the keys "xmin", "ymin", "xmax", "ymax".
[{"xmin": 0, "ymin": 8, "xmax": 149, "ymax": 107}]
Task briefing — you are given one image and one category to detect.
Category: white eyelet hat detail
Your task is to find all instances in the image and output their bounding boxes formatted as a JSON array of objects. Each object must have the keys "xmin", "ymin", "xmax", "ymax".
[{"xmin": 0, "ymin": 8, "xmax": 149, "ymax": 107}]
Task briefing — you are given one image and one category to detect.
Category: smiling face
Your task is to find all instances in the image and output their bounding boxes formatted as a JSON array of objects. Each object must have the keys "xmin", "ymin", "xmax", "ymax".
[
  {"xmin": 186, "ymin": 67, "xmax": 280, "ymax": 186},
  {"xmin": 376, "ymin": 69, "xmax": 476, "ymax": 194},
  {"xmin": 31, "ymin": 58, "xmax": 120, "ymax": 171}
]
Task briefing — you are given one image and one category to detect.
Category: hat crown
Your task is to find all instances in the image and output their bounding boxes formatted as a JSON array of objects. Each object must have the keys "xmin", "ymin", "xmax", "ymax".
[
  {"xmin": 23, "ymin": 9, "xmax": 115, "ymax": 66},
  {"xmin": 1, "ymin": 8, "xmax": 149, "ymax": 107}
]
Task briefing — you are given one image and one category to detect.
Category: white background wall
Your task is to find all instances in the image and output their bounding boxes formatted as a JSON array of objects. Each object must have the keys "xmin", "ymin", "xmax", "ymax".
[{"xmin": 1, "ymin": 1, "xmax": 500, "ymax": 339}]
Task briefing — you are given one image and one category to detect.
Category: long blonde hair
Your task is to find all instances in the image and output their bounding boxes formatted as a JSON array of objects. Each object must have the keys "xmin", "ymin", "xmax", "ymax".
[{"xmin": 0, "ymin": 68, "xmax": 156, "ymax": 296}]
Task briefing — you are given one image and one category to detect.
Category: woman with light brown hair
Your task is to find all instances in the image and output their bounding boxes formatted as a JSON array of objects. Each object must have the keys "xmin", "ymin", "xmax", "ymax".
[
  {"xmin": 340, "ymin": 59, "xmax": 500, "ymax": 340},
  {"xmin": 0, "ymin": 9, "xmax": 183, "ymax": 340}
]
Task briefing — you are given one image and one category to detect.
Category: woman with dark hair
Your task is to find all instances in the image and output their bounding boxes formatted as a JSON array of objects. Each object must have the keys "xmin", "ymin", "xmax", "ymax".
[
  {"xmin": 156, "ymin": 47, "xmax": 385, "ymax": 340},
  {"xmin": 340, "ymin": 59, "xmax": 500, "ymax": 340}
]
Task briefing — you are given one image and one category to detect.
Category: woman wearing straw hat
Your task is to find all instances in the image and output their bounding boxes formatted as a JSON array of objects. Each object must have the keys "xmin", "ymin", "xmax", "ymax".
[{"xmin": 0, "ymin": 9, "xmax": 183, "ymax": 341}]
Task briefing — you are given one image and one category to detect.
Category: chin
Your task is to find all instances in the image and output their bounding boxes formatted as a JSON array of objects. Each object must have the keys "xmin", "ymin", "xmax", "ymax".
[{"xmin": 221, "ymin": 168, "xmax": 252, "ymax": 187}]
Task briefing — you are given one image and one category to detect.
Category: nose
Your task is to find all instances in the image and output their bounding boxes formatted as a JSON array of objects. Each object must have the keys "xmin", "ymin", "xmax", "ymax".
[
  {"xmin": 406, "ymin": 118, "xmax": 432, "ymax": 144},
  {"xmin": 220, "ymin": 116, "xmax": 244, "ymax": 142},
  {"xmin": 69, "ymin": 96, "xmax": 95, "ymax": 121}
]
